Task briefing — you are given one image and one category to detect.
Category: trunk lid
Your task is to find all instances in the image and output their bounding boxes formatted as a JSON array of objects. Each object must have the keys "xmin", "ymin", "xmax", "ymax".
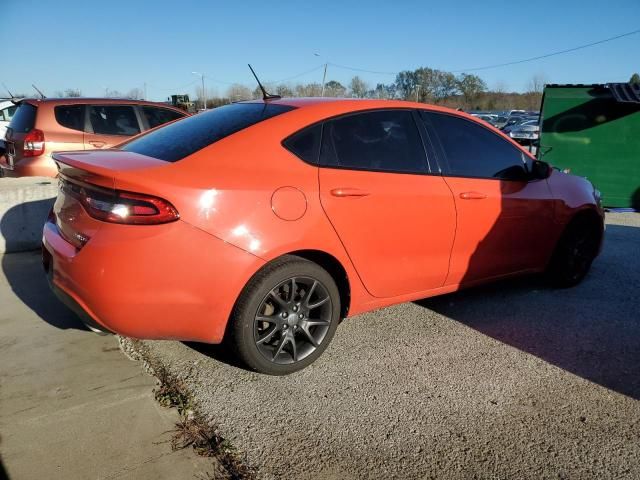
[{"xmin": 52, "ymin": 150, "xmax": 177, "ymax": 247}]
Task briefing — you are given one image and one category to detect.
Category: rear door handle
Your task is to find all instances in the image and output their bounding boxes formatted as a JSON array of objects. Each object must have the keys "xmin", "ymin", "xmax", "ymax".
[
  {"xmin": 89, "ymin": 141, "xmax": 105, "ymax": 148},
  {"xmin": 330, "ymin": 188, "xmax": 370, "ymax": 197},
  {"xmin": 459, "ymin": 191, "xmax": 487, "ymax": 200}
]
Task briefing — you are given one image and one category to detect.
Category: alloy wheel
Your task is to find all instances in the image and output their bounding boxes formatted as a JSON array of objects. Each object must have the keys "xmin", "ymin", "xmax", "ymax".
[{"xmin": 253, "ymin": 276, "xmax": 333, "ymax": 365}]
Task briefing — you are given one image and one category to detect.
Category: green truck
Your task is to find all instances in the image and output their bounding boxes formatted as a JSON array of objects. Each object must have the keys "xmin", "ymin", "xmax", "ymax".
[{"xmin": 539, "ymin": 83, "xmax": 640, "ymax": 208}]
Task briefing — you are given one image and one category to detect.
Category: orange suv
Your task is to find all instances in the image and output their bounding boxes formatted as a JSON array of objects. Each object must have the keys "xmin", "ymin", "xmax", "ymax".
[{"xmin": 0, "ymin": 98, "xmax": 187, "ymax": 177}]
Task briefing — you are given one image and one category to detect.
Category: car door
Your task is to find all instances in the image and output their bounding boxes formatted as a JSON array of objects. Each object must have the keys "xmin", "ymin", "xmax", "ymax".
[
  {"xmin": 420, "ymin": 110, "xmax": 555, "ymax": 286},
  {"xmin": 318, "ymin": 109, "xmax": 456, "ymax": 298},
  {"xmin": 84, "ymin": 105, "xmax": 142, "ymax": 149}
]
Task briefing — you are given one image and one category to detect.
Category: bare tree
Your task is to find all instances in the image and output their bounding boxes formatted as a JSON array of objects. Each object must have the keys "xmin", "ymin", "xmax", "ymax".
[
  {"xmin": 226, "ymin": 84, "xmax": 252, "ymax": 102},
  {"xmin": 527, "ymin": 73, "xmax": 547, "ymax": 94},
  {"xmin": 54, "ymin": 88, "xmax": 82, "ymax": 97},
  {"xmin": 275, "ymin": 84, "xmax": 294, "ymax": 97},
  {"xmin": 105, "ymin": 89, "xmax": 124, "ymax": 98},
  {"xmin": 294, "ymin": 83, "xmax": 322, "ymax": 97},
  {"xmin": 126, "ymin": 88, "xmax": 143, "ymax": 100},
  {"xmin": 349, "ymin": 76, "xmax": 368, "ymax": 98}
]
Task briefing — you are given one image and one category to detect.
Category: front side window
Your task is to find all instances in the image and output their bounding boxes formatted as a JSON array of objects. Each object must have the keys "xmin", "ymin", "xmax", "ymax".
[
  {"xmin": 89, "ymin": 105, "xmax": 140, "ymax": 136},
  {"xmin": 55, "ymin": 105, "xmax": 85, "ymax": 131},
  {"xmin": 319, "ymin": 110, "xmax": 427, "ymax": 173},
  {"xmin": 421, "ymin": 111, "xmax": 527, "ymax": 180},
  {"xmin": 141, "ymin": 106, "xmax": 185, "ymax": 129}
]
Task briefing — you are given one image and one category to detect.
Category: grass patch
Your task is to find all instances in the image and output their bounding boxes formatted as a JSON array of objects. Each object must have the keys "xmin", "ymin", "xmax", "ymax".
[{"xmin": 151, "ymin": 364, "xmax": 255, "ymax": 480}]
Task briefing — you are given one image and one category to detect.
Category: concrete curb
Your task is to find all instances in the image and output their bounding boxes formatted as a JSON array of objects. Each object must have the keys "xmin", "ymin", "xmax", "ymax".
[{"xmin": 0, "ymin": 177, "xmax": 58, "ymax": 253}]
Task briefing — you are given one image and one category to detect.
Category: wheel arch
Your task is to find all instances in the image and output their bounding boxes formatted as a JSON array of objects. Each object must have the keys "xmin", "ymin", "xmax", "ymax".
[
  {"xmin": 223, "ymin": 248, "xmax": 352, "ymax": 344},
  {"xmin": 567, "ymin": 207, "xmax": 604, "ymax": 242},
  {"xmin": 286, "ymin": 249, "xmax": 351, "ymax": 319}
]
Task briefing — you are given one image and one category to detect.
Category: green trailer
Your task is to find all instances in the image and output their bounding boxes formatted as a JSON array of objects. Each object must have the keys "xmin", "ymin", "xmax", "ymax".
[{"xmin": 538, "ymin": 83, "xmax": 640, "ymax": 208}]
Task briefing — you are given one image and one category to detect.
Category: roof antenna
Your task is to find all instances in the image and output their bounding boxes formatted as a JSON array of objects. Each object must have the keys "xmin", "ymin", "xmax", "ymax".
[
  {"xmin": 32, "ymin": 83, "xmax": 46, "ymax": 99},
  {"xmin": 248, "ymin": 64, "xmax": 280, "ymax": 101},
  {"xmin": 2, "ymin": 82, "xmax": 14, "ymax": 98}
]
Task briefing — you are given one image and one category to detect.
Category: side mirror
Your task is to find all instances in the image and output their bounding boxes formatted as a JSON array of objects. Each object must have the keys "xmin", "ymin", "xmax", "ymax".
[{"xmin": 530, "ymin": 159, "xmax": 551, "ymax": 180}]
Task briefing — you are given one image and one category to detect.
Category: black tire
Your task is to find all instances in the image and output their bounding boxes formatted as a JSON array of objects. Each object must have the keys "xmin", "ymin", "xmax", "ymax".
[
  {"xmin": 227, "ymin": 255, "xmax": 341, "ymax": 375},
  {"xmin": 546, "ymin": 216, "xmax": 601, "ymax": 288}
]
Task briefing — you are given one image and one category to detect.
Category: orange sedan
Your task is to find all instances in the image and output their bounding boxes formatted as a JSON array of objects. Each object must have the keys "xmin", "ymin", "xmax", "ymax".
[{"xmin": 42, "ymin": 98, "xmax": 604, "ymax": 374}]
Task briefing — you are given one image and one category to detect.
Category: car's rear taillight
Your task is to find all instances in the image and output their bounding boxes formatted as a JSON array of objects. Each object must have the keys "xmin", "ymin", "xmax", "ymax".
[
  {"xmin": 23, "ymin": 129, "xmax": 45, "ymax": 157},
  {"xmin": 61, "ymin": 179, "xmax": 179, "ymax": 225}
]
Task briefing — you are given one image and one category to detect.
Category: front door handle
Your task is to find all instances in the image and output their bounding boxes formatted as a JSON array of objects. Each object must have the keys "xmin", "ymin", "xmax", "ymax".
[
  {"xmin": 330, "ymin": 188, "xmax": 370, "ymax": 197},
  {"xmin": 89, "ymin": 141, "xmax": 105, "ymax": 148},
  {"xmin": 459, "ymin": 191, "xmax": 487, "ymax": 200}
]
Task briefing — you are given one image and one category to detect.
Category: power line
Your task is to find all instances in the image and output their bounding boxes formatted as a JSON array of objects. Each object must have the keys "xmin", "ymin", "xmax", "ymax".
[
  {"xmin": 269, "ymin": 64, "xmax": 325, "ymax": 84},
  {"xmin": 451, "ymin": 28, "xmax": 640, "ymax": 72},
  {"xmin": 328, "ymin": 62, "xmax": 396, "ymax": 76},
  {"xmin": 327, "ymin": 28, "xmax": 640, "ymax": 77}
]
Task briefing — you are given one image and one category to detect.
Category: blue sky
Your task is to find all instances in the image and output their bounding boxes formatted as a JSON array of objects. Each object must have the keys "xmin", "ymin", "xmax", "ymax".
[{"xmin": 2, "ymin": 0, "xmax": 639, "ymax": 100}]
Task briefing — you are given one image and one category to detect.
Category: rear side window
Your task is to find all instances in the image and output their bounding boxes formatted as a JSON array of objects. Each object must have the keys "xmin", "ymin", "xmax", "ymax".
[
  {"xmin": 55, "ymin": 105, "xmax": 85, "ymax": 131},
  {"xmin": 9, "ymin": 103, "xmax": 37, "ymax": 133},
  {"xmin": 421, "ymin": 111, "xmax": 527, "ymax": 180},
  {"xmin": 283, "ymin": 124, "xmax": 322, "ymax": 164},
  {"xmin": 141, "ymin": 106, "xmax": 185, "ymax": 129},
  {"xmin": 319, "ymin": 110, "xmax": 427, "ymax": 173},
  {"xmin": 122, "ymin": 103, "xmax": 295, "ymax": 162},
  {"xmin": 89, "ymin": 105, "xmax": 140, "ymax": 136}
]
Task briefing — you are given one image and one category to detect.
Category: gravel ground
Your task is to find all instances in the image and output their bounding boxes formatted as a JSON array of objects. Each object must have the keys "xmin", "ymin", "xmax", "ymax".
[{"xmin": 124, "ymin": 212, "xmax": 640, "ymax": 479}]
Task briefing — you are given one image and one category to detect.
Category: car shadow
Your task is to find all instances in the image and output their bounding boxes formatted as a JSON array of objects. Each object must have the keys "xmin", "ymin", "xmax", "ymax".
[
  {"xmin": 417, "ymin": 223, "xmax": 640, "ymax": 400},
  {"xmin": 183, "ymin": 341, "xmax": 248, "ymax": 370},
  {"xmin": 1, "ymin": 200, "xmax": 88, "ymax": 331}
]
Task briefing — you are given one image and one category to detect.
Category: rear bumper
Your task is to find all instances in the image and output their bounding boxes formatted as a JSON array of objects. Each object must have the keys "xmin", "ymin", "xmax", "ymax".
[
  {"xmin": 44, "ymin": 255, "xmax": 114, "ymax": 334},
  {"xmin": 0, "ymin": 154, "xmax": 58, "ymax": 177},
  {"xmin": 42, "ymin": 218, "xmax": 264, "ymax": 343}
]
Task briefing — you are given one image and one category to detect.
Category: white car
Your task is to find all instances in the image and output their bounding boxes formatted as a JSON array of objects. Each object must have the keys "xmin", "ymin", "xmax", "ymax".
[
  {"xmin": 0, "ymin": 100, "xmax": 19, "ymax": 143},
  {"xmin": 509, "ymin": 119, "xmax": 540, "ymax": 144}
]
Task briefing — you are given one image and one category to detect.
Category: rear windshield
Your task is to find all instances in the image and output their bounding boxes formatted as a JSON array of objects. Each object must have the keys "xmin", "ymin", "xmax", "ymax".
[
  {"xmin": 122, "ymin": 102, "xmax": 295, "ymax": 162},
  {"xmin": 9, "ymin": 102, "xmax": 37, "ymax": 133}
]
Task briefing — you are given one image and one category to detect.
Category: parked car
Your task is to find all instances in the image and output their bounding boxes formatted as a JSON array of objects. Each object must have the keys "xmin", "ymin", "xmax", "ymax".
[
  {"xmin": 492, "ymin": 115, "xmax": 509, "ymax": 129},
  {"xmin": 0, "ymin": 98, "xmax": 188, "ymax": 177},
  {"xmin": 43, "ymin": 98, "xmax": 604, "ymax": 375},
  {"xmin": 501, "ymin": 115, "xmax": 538, "ymax": 133},
  {"xmin": 0, "ymin": 100, "xmax": 19, "ymax": 156},
  {"xmin": 0, "ymin": 100, "xmax": 18, "ymax": 141},
  {"xmin": 508, "ymin": 119, "xmax": 540, "ymax": 145},
  {"xmin": 472, "ymin": 113, "xmax": 499, "ymax": 126}
]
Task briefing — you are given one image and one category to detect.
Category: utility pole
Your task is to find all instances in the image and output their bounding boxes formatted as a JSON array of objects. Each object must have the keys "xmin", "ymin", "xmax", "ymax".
[
  {"xmin": 314, "ymin": 53, "xmax": 328, "ymax": 97},
  {"xmin": 321, "ymin": 63, "xmax": 327, "ymax": 97},
  {"xmin": 192, "ymin": 72, "xmax": 206, "ymax": 110},
  {"xmin": 144, "ymin": 82, "xmax": 147, "ymax": 100}
]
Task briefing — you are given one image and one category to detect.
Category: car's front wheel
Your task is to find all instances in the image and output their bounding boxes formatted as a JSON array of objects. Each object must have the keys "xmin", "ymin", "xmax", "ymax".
[
  {"xmin": 546, "ymin": 216, "xmax": 601, "ymax": 288},
  {"xmin": 227, "ymin": 256, "xmax": 341, "ymax": 375}
]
